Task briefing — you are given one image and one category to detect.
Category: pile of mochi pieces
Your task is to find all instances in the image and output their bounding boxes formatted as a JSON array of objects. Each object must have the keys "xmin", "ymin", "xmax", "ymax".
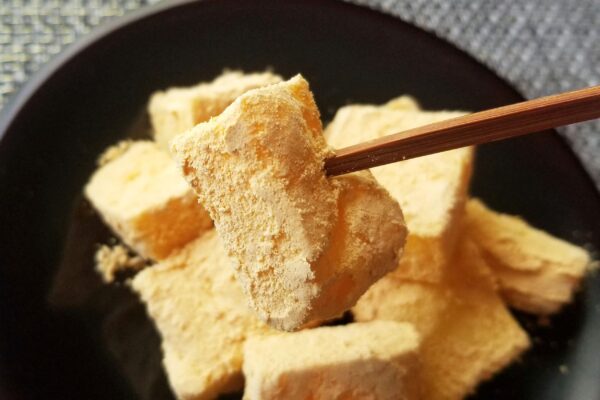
[{"xmin": 86, "ymin": 71, "xmax": 591, "ymax": 400}]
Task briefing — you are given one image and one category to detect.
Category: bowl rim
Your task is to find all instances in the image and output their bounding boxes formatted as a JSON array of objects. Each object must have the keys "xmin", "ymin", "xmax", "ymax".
[{"xmin": 0, "ymin": 0, "xmax": 194, "ymax": 141}]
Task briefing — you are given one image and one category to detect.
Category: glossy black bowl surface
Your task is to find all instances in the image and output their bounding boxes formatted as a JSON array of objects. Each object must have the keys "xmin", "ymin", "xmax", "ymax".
[{"xmin": 0, "ymin": 1, "xmax": 599, "ymax": 399}]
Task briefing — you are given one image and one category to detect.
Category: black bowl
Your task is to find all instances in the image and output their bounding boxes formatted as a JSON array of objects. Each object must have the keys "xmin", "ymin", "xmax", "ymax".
[{"xmin": 1, "ymin": 1, "xmax": 599, "ymax": 399}]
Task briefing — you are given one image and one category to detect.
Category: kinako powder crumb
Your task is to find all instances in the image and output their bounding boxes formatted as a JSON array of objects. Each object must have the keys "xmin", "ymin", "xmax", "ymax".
[{"xmin": 95, "ymin": 244, "xmax": 147, "ymax": 283}]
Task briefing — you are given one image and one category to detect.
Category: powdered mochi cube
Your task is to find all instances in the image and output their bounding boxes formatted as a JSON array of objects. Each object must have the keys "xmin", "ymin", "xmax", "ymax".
[
  {"xmin": 353, "ymin": 238, "xmax": 530, "ymax": 400},
  {"xmin": 171, "ymin": 76, "xmax": 407, "ymax": 331},
  {"xmin": 149, "ymin": 70, "xmax": 282, "ymax": 149},
  {"xmin": 465, "ymin": 198, "xmax": 590, "ymax": 314},
  {"xmin": 325, "ymin": 101, "xmax": 473, "ymax": 282},
  {"xmin": 85, "ymin": 141, "xmax": 212, "ymax": 261},
  {"xmin": 131, "ymin": 230, "xmax": 273, "ymax": 400},
  {"xmin": 243, "ymin": 321, "xmax": 421, "ymax": 400}
]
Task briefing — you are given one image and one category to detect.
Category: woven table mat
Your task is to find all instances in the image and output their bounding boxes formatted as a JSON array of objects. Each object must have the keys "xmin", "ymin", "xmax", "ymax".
[{"xmin": 1, "ymin": 0, "xmax": 599, "ymax": 188}]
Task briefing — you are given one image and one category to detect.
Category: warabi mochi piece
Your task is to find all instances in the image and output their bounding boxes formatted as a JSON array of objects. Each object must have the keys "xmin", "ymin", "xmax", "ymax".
[
  {"xmin": 353, "ymin": 238, "xmax": 530, "ymax": 400},
  {"xmin": 310, "ymin": 171, "xmax": 408, "ymax": 321},
  {"xmin": 384, "ymin": 95, "xmax": 421, "ymax": 111},
  {"xmin": 172, "ymin": 75, "xmax": 407, "ymax": 331},
  {"xmin": 85, "ymin": 141, "xmax": 212, "ymax": 261},
  {"xmin": 243, "ymin": 321, "xmax": 421, "ymax": 400},
  {"xmin": 419, "ymin": 239, "xmax": 530, "ymax": 400},
  {"xmin": 465, "ymin": 198, "xmax": 590, "ymax": 314},
  {"xmin": 352, "ymin": 275, "xmax": 452, "ymax": 339},
  {"xmin": 172, "ymin": 75, "xmax": 337, "ymax": 330},
  {"xmin": 131, "ymin": 230, "xmax": 274, "ymax": 400},
  {"xmin": 149, "ymin": 70, "xmax": 282, "ymax": 150},
  {"xmin": 325, "ymin": 101, "xmax": 473, "ymax": 282}
]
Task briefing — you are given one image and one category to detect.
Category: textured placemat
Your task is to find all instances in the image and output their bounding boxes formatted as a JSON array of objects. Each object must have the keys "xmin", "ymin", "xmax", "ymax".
[{"xmin": 1, "ymin": 0, "xmax": 599, "ymax": 189}]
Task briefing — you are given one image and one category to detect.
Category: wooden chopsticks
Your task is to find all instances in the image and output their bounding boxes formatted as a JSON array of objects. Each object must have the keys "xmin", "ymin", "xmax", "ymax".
[{"xmin": 324, "ymin": 85, "xmax": 600, "ymax": 176}]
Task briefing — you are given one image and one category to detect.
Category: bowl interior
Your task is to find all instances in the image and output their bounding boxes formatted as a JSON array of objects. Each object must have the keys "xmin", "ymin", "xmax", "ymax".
[{"xmin": 0, "ymin": 1, "xmax": 599, "ymax": 399}]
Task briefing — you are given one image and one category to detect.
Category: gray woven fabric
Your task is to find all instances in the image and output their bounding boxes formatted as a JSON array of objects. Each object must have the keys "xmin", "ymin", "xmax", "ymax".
[
  {"xmin": 351, "ymin": 0, "xmax": 600, "ymax": 190},
  {"xmin": 1, "ymin": 0, "xmax": 599, "ymax": 188}
]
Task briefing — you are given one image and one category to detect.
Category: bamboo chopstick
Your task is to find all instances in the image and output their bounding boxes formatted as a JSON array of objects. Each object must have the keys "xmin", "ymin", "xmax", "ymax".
[{"xmin": 324, "ymin": 85, "xmax": 600, "ymax": 176}]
